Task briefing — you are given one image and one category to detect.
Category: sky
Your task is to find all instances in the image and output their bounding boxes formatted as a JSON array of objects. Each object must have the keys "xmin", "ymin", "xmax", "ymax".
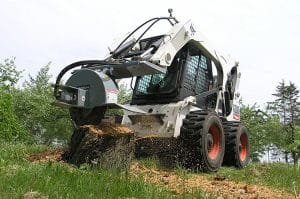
[{"xmin": 0, "ymin": 0, "xmax": 299, "ymax": 107}]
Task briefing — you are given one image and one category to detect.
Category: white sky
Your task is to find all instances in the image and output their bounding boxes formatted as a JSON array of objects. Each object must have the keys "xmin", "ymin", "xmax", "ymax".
[{"xmin": 1, "ymin": 0, "xmax": 299, "ymax": 107}]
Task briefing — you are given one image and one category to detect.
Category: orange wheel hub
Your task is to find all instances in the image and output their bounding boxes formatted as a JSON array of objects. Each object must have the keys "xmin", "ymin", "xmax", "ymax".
[
  {"xmin": 207, "ymin": 125, "xmax": 221, "ymax": 160},
  {"xmin": 239, "ymin": 132, "xmax": 248, "ymax": 161}
]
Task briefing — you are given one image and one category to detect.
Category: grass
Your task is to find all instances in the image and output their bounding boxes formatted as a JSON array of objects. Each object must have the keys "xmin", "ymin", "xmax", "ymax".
[
  {"xmin": 0, "ymin": 143, "xmax": 211, "ymax": 198},
  {"xmin": 0, "ymin": 163, "xmax": 175, "ymax": 198},
  {"xmin": 1, "ymin": 143, "xmax": 299, "ymax": 198},
  {"xmin": 217, "ymin": 163, "xmax": 300, "ymax": 193},
  {"xmin": 137, "ymin": 157, "xmax": 300, "ymax": 195},
  {"xmin": 0, "ymin": 143, "xmax": 179, "ymax": 199}
]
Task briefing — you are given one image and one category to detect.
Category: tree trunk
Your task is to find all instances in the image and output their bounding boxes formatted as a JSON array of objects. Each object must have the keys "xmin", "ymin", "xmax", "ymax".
[
  {"xmin": 63, "ymin": 124, "xmax": 134, "ymax": 170},
  {"xmin": 284, "ymin": 151, "xmax": 289, "ymax": 163},
  {"xmin": 292, "ymin": 151, "xmax": 298, "ymax": 165}
]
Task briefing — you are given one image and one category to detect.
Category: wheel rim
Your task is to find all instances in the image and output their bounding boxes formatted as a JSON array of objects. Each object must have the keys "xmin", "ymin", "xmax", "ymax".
[
  {"xmin": 239, "ymin": 132, "xmax": 248, "ymax": 161},
  {"xmin": 207, "ymin": 125, "xmax": 221, "ymax": 160}
]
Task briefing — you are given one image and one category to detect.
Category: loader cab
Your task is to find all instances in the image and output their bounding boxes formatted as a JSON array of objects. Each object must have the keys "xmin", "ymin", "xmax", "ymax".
[
  {"xmin": 131, "ymin": 51, "xmax": 183, "ymax": 104},
  {"xmin": 131, "ymin": 44, "xmax": 221, "ymax": 108}
]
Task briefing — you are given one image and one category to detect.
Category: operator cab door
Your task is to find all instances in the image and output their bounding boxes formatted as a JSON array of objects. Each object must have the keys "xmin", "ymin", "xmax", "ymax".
[
  {"xmin": 131, "ymin": 51, "xmax": 185, "ymax": 105},
  {"xmin": 178, "ymin": 46, "xmax": 219, "ymax": 110},
  {"xmin": 180, "ymin": 47, "xmax": 212, "ymax": 96}
]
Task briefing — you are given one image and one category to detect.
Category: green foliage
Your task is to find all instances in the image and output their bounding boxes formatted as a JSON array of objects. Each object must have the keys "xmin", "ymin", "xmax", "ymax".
[
  {"xmin": 270, "ymin": 80, "xmax": 299, "ymax": 125},
  {"xmin": 107, "ymin": 83, "xmax": 132, "ymax": 116},
  {"xmin": 0, "ymin": 58, "xmax": 22, "ymax": 88},
  {"xmin": 0, "ymin": 142, "xmax": 47, "ymax": 165},
  {"xmin": 240, "ymin": 105, "xmax": 283, "ymax": 161},
  {"xmin": 287, "ymin": 126, "xmax": 300, "ymax": 161},
  {"xmin": 241, "ymin": 80, "xmax": 299, "ymax": 164},
  {"xmin": 0, "ymin": 88, "xmax": 30, "ymax": 142},
  {"xmin": 118, "ymin": 83, "xmax": 132, "ymax": 104},
  {"xmin": 268, "ymin": 80, "xmax": 300, "ymax": 164},
  {"xmin": 13, "ymin": 63, "xmax": 72, "ymax": 144},
  {"xmin": 0, "ymin": 58, "xmax": 31, "ymax": 142}
]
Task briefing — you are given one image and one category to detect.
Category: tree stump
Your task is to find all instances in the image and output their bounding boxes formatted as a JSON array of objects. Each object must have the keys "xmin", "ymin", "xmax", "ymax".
[{"xmin": 63, "ymin": 124, "xmax": 134, "ymax": 170}]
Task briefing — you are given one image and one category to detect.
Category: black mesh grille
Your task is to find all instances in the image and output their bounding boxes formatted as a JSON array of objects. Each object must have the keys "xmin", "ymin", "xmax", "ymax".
[
  {"xmin": 183, "ymin": 55, "xmax": 198, "ymax": 91},
  {"xmin": 195, "ymin": 55, "xmax": 209, "ymax": 94},
  {"xmin": 136, "ymin": 75, "xmax": 152, "ymax": 94},
  {"xmin": 136, "ymin": 74, "xmax": 165, "ymax": 94},
  {"xmin": 183, "ymin": 53, "xmax": 209, "ymax": 94}
]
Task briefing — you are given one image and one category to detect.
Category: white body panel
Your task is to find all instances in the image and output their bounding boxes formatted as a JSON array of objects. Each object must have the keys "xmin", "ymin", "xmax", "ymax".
[
  {"xmin": 150, "ymin": 20, "xmax": 222, "ymax": 68},
  {"xmin": 122, "ymin": 96, "xmax": 199, "ymax": 138},
  {"xmin": 117, "ymin": 19, "xmax": 242, "ymax": 138}
]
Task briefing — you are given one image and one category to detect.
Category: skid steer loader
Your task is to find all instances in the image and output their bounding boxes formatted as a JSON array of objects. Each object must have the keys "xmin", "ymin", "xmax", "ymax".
[{"xmin": 53, "ymin": 10, "xmax": 250, "ymax": 172}]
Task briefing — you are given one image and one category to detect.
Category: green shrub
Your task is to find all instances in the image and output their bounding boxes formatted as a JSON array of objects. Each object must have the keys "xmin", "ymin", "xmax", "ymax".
[{"xmin": 0, "ymin": 88, "xmax": 30, "ymax": 142}]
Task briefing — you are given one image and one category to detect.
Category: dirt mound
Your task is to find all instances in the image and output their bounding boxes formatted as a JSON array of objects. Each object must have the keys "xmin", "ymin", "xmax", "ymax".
[
  {"xmin": 23, "ymin": 191, "xmax": 48, "ymax": 199},
  {"xmin": 27, "ymin": 149, "xmax": 65, "ymax": 163},
  {"xmin": 62, "ymin": 124, "xmax": 134, "ymax": 169}
]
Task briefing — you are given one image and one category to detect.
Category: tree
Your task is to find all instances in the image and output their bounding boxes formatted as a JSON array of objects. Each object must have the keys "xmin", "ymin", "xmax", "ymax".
[
  {"xmin": 287, "ymin": 126, "xmax": 300, "ymax": 164},
  {"xmin": 0, "ymin": 58, "xmax": 30, "ymax": 142},
  {"xmin": 0, "ymin": 58, "xmax": 22, "ymax": 89},
  {"xmin": 240, "ymin": 104, "xmax": 282, "ymax": 162},
  {"xmin": 14, "ymin": 63, "xmax": 72, "ymax": 144},
  {"xmin": 0, "ymin": 87, "xmax": 30, "ymax": 142},
  {"xmin": 268, "ymin": 80, "xmax": 300, "ymax": 164},
  {"xmin": 107, "ymin": 83, "xmax": 133, "ymax": 116},
  {"xmin": 118, "ymin": 83, "xmax": 132, "ymax": 105}
]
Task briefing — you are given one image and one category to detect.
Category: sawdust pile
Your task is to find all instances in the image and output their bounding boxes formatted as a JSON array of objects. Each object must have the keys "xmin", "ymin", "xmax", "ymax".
[
  {"xmin": 130, "ymin": 162, "xmax": 295, "ymax": 199},
  {"xmin": 23, "ymin": 191, "xmax": 48, "ymax": 199},
  {"xmin": 27, "ymin": 149, "xmax": 65, "ymax": 163},
  {"xmin": 62, "ymin": 124, "xmax": 134, "ymax": 169}
]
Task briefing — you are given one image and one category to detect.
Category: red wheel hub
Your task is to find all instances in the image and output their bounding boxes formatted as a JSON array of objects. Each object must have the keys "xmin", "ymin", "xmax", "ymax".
[
  {"xmin": 239, "ymin": 132, "xmax": 248, "ymax": 161},
  {"xmin": 207, "ymin": 125, "xmax": 221, "ymax": 160}
]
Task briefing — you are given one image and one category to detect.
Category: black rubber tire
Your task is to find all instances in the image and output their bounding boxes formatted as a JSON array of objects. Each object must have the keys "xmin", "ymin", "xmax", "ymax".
[
  {"xmin": 180, "ymin": 111, "xmax": 225, "ymax": 172},
  {"xmin": 223, "ymin": 122, "xmax": 250, "ymax": 168},
  {"xmin": 70, "ymin": 107, "xmax": 106, "ymax": 126}
]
